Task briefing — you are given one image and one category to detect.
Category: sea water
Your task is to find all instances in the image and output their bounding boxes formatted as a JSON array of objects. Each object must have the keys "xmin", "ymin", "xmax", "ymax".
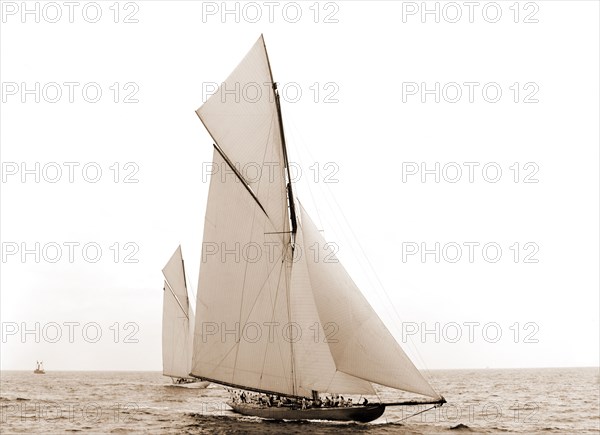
[{"xmin": 1, "ymin": 367, "xmax": 598, "ymax": 434}]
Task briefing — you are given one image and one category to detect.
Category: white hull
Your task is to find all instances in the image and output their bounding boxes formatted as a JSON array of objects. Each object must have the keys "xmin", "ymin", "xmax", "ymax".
[{"xmin": 169, "ymin": 378, "xmax": 209, "ymax": 388}]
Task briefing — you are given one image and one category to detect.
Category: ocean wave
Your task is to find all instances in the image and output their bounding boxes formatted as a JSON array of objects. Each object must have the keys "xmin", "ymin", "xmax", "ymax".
[{"xmin": 449, "ymin": 423, "xmax": 472, "ymax": 431}]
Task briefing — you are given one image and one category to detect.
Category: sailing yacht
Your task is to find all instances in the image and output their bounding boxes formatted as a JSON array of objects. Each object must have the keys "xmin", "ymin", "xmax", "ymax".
[
  {"xmin": 33, "ymin": 361, "xmax": 45, "ymax": 374},
  {"xmin": 187, "ymin": 35, "xmax": 445, "ymax": 422},
  {"xmin": 162, "ymin": 246, "xmax": 209, "ymax": 387}
]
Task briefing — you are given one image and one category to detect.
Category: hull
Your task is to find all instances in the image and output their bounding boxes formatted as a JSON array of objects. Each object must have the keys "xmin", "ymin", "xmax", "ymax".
[
  {"xmin": 170, "ymin": 378, "xmax": 209, "ymax": 388},
  {"xmin": 33, "ymin": 370, "xmax": 45, "ymax": 374},
  {"xmin": 185, "ymin": 381, "xmax": 210, "ymax": 388},
  {"xmin": 228, "ymin": 402, "xmax": 385, "ymax": 423}
]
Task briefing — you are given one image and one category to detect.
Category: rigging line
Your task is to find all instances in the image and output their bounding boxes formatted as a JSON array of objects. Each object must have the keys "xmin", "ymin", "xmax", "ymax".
[
  {"xmin": 264, "ymin": 110, "xmax": 292, "ymax": 237},
  {"xmin": 283, "ymin": 115, "xmax": 394, "ymax": 331},
  {"xmin": 261, "ymin": 37, "xmax": 297, "ymax": 393},
  {"xmin": 324, "ymin": 183, "xmax": 429, "ymax": 370},
  {"xmin": 205, "ymin": 247, "xmax": 289, "ymax": 392},
  {"xmin": 288, "ymin": 124, "xmax": 437, "ymax": 388},
  {"xmin": 228, "ymin": 215, "xmax": 287, "ymax": 389},
  {"xmin": 213, "ymin": 144, "xmax": 269, "ymax": 217},
  {"xmin": 194, "ymin": 109, "xmax": 251, "ymax": 190},
  {"xmin": 163, "ymin": 279, "xmax": 189, "ymax": 320},
  {"xmin": 181, "ymin": 255, "xmax": 196, "ymax": 317},
  {"xmin": 287, "ymin": 116, "xmax": 437, "ymax": 392},
  {"xmin": 290, "ymin": 137, "xmax": 438, "ymax": 394},
  {"xmin": 284, "ymin": 112, "xmax": 325, "ymax": 232},
  {"xmin": 202, "ymin": 333, "xmax": 247, "ymax": 379},
  {"xmin": 260, "ymin": 46, "xmax": 292, "ymax": 235},
  {"xmin": 398, "ymin": 404, "xmax": 440, "ymax": 423},
  {"xmin": 276, "ymin": 88, "xmax": 298, "ymax": 237},
  {"xmin": 231, "ymin": 182, "xmax": 264, "ymax": 382},
  {"xmin": 297, "ymin": 218, "xmax": 338, "ymax": 380},
  {"xmin": 239, "ymin": 244, "xmax": 286, "ymax": 328},
  {"xmin": 189, "ymin": 375, "xmax": 308, "ymax": 401},
  {"xmin": 262, "ymin": 35, "xmax": 297, "ymax": 237},
  {"xmin": 292, "ymin": 130, "xmax": 439, "ymax": 394},
  {"xmin": 252, "ymin": 108, "xmax": 277, "ymax": 212},
  {"xmin": 284, "ymin": 241, "xmax": 297, "ymax": 395},
  {"xmin": 294, "ymin": 221, "xmax": 374, "ymax": 396},
  {"xmin": 183, "ymin": 259, "xmax": 197, "ymax": 314},
  {"xmin": 374, "ymin": 383, "xmax": 382, "ymax": 404},
  {"xmin": 318, "ymin": 184, "xmax": 439, "ymax": 394},
  {"xmin": 257, "ymin": 258, "xmax": 291, "ymax": 393},
  {"xmin": 210, "ymin": 112, "xmax": 286, "ymax": 235}
]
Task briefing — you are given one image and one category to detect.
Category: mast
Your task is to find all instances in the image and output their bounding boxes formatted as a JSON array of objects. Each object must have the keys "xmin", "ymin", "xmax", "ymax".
[
  {"xmin": 285, "ymin": 263, "xmax": 297, "ymax": 396},
  {"xmin": 275, "ymin": 84, "xmax": 298, "ymax": 237},
  {"xmin": 261, "ymin": 34, "xmax": 299, "ymax": 397}
]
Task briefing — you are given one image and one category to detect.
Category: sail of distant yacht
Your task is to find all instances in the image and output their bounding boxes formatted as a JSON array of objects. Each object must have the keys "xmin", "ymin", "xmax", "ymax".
[{"xmin": 162, "ymin": 246, "xmax": 208, "ymax": 387}]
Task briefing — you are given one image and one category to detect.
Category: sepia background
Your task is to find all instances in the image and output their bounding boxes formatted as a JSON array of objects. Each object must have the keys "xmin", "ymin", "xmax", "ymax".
[{"xmin": 1, "ymin": 1, "xmax": 598, "ymax": 373}]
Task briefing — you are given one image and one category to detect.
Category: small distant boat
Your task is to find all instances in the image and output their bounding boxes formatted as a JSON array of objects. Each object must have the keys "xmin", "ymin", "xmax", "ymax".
[
  {"xmin": 186, "ymin": 35, "xmax": 446, "ymax": 423},
  {"xmin": 162, "ymin": 246, "xmax": 209, "ymax": 388},
  {"xmin": 33, "ymin": 361, "xmax": 45, "ymax": 374}
]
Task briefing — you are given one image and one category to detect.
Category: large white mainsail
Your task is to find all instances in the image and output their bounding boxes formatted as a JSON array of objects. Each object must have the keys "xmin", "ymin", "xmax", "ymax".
[
  {"xmin": 192, "ymin": 35, "xmax": 441, "ymax": 402},
  {"xmin": 162, "ymin": 245, "xmax": 195, "ymax": 380},
  {"xmin": 191, "ymin": 147, "xmax": 298, "ymax": 395}
]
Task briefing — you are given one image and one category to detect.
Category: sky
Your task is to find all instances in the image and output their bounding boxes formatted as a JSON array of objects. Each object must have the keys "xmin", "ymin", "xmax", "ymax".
[{"xmin": 1, "ymin": 1, "xmax": 598, "ymax": 373}]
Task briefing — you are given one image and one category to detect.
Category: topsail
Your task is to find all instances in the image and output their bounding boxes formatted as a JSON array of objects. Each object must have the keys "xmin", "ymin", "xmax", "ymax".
[{"xmin": 196, "ymin": 35, "xmax": 289, "ymax": 233}]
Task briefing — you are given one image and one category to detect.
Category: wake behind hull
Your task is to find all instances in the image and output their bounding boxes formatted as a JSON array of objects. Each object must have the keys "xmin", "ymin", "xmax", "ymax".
[
  {"xmin": 228, "ymin": 402, "xmax": 385, "ymax": 423},
  {"xmin": 185, "ymin": 381, "xmax": 210, "ymax": 388}
]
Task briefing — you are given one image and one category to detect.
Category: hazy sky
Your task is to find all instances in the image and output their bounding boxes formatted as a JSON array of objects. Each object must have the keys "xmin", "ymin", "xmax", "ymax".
[{"xmin": 1, "ymin": 1, "xmax": 598, "ymax": 373}]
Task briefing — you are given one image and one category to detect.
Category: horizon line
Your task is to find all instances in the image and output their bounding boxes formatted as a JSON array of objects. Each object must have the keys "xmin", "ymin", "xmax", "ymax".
[{"xmin": 1, "ymin": 365, "xmax": 599, "ymax": 372}]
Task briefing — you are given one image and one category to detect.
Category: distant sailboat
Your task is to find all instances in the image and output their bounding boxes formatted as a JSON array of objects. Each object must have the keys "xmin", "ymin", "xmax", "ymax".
[
  {"xmin": 188, "ymin": 35, "xmax": 445, "ymax": 422},
  {"xmin": 162, "ymin": 246, "xmax": 209, "ymax": 387},
  {"xmin": 33, "ymin": 361, "xmax": 45, "ymax": 374}
]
